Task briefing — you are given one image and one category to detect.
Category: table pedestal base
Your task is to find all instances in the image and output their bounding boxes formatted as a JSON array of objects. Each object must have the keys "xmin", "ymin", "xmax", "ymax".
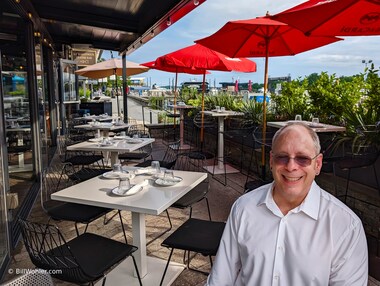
[
  {"xmin": 95, "ymin": 256, "xmax": 185, "ymax": 286},
  {"xmin": 179, "ymin": 144, "xmax": 191, "ymax": 150},
  {"xmin": 203, "ymin": 164, "xmax": 240, "ymax": 174}
]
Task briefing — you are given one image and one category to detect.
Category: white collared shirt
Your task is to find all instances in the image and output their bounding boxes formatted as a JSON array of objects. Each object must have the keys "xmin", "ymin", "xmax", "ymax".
[{"xmin": 206, "ymin": 181, "xmax": 368, "ymax": 286}]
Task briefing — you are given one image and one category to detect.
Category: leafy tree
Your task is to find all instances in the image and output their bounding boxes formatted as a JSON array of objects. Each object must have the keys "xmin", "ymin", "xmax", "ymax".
[
  {"xmin": 270, "ymin": 77, "xmax": 310, "ymax": 120},
  {"xmin": 308, "ymin": 72, "xmax": 363, "ymax": 124}
]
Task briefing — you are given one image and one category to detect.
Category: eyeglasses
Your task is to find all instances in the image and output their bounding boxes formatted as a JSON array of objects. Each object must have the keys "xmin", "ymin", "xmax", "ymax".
[{"xmin": 272, "ymin": 153, "xmax": 319, "ymax": 167}]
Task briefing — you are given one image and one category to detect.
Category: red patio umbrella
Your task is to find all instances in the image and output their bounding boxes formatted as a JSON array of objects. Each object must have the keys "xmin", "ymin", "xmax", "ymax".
[
  {"xmin": 150, "ymin": 43, "xmax": 257, "ymax": 142},
  {"xmin": 196, "ymin": 15, "xmax": 342, "ymax": 179},
  {"xmin": 272, "ymin": 0, "xmax": 380, "ymax": 36}
]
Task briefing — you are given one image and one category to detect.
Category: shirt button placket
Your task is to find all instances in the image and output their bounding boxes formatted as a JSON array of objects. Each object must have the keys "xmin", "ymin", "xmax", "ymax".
[{"xmin": 272, "ymin": 218, "xmax": 286, "ymax": 285}]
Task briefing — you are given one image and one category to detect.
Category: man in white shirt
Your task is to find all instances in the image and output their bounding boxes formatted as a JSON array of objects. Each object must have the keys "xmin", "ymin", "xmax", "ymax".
[{"xmin": 206, "ymin": 122, "xmax": 368, "ymax": 285}]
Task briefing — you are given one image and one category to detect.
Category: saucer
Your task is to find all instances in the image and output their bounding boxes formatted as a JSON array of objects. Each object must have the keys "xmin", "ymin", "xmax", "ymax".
[{"xmin": 155, "ymin": 176, "xmax": 182, "ymax": 186}]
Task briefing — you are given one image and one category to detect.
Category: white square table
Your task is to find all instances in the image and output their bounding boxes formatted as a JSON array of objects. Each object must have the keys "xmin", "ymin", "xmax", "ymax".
[
  {"xmin": 267, "ymin": 120, "xmax": 346, "ymax": 132},
  {"xmin": 202, "ymin": 110, "xmax": 244, "ymax": 174},
  {"xmin": 74, "ymin": 122, "xmax": 130, "ymax": 137},
  {"xmin": 67, "ymin": 137, "xmax": 155, "ymax": 165},
  {"xmin": 51, "ymin": 168, "xmax": 207, "ymax": 286}
]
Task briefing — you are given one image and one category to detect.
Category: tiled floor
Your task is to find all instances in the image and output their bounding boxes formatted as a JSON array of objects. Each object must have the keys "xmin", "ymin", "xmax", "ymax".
[{"xmin": 2, "ymin": 138, "xmax": 379, "ymax": 285}]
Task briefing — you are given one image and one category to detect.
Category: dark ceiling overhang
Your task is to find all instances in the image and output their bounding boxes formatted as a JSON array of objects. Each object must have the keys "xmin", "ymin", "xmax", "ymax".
[{"xmin": 3, "ymin": 0, "xmax": 206, "ymax": 55}]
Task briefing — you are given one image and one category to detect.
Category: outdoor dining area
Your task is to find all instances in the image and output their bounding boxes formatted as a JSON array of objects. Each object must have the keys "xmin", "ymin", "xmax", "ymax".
[
  {"xmin": 2, "ymin": 0, "xmax": 380, "ymax": 285},
  {"xmin": 3, "ymin": 95, "xmax": 380, "ymax": 285}
]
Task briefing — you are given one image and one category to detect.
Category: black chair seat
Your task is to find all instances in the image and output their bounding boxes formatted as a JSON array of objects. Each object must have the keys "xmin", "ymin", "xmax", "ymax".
[
  {"xmin": 188, "ymin": 151, "xmax": 214, "ymax": 160},
  {"xmin": 337, "ymin": 155, "xmax": 378, "ymax": 170},
  {"xmin": 162, "ymin": 218, "xmax": 225, "ymax": 255},
  {"xmin": 64, "ymin": 154, "xmax": 103, "ymax": 166},
  {"xmin": 68, "ymin": 168, "xmax": 111, "ymax": 182},
  {"xmin": 135, "ymin": 159, "xmax": 176, "ymax": 169},
  {"xmin": 160, "ymin": 218, "xmax": 225, "ymax": 284},
  {"xmin": 118, "ymin": 151, "xmax": 150, "ymax": 160},
  {"xmin": 8, "ymin": 145, "xmax": 32, "ymax": 154},
  {"xmin": 166, "ymin": 113, "xmax": 180, "ymax": 118},
  {"xmin": 244, "ymin": 180, "xmax": 268, "ymax": 192},
  {"xmin": 172, "ymin": 183, "xmax": 208, "ymax": 209},
  {"xmin": 51, "ymin": 233, "xmax": 137, "ymax": 283},
  {"xmin": 19, "ymin": 219, "xmax": 142, "ymax": 286},
  {"xmin": 47, "ymin": 203, "xmax": 110, "ymax": 223}
]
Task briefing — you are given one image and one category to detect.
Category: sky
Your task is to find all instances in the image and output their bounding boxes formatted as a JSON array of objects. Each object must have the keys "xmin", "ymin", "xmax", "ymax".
[{"xmin": 103, "ymin": 0, "xmax": 380, "ymax": 88}]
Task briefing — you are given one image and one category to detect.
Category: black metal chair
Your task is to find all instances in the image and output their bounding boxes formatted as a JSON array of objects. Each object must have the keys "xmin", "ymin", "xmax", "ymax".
[
  {"xmin": 244, "ymin": 126, "xmax": 276, "ymax": 189},
  {"xmin": 224, "ymin": 118, "xmax": 256, "ymax": 172},
  {"xmin": 323, "ymin": 125, "xmax": 380, "ymax": 202},
  {"xmin": 334, "ymin": 147, "xmax": 379, "ymax": 202},
  {"xmin": 159, "ymin": 218, "xmax": 225, "ymax": 285},
  {"xmin": 135, "ymin": 139, "xmax": 180, "ymax": 169},
  {"xmin": 19, "ymin": 219, "xmax": 142, "ymax": 286},
  {"xmin": 171, "ymin": 153, "xmax": 212, "ymax": 220},
  {"xmin": 163, "ymin": 111, "xmax": 180, "ymax": 143},
  {"xmin": 40, "ymin": 165, "xmax": 127, "ymax": 242},
  {"xmin": 118, "ymin": 131, "xmax": 153, "ymax": 164},
  {"xmin": 57, "ymin": 135, "xmax": 104, "ymax": 174}
]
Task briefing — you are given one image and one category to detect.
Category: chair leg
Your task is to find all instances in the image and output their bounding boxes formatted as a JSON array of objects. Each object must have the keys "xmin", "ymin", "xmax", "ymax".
[
  {"xmin": 103, "ymin": 210, "xmax": 118, "ymax": 225},
  {"xmin": 185, "ymin": 251, "xmax": 211, "ymax": 275},
  {"xmin": 205, "ymin": 197, "xmax": 212, "ymax": 221},
  {"xmin": 74, "ymin": 223, "xmax": 80, "ymax": 236},
  {"xmin": 211, "ymin": 157, "xmax": 227, "ymax": 186},
  {"xmin": 373, "ymin": 165, "xmax": 380, "ymax": 196},
  {"xmin": 117, "ymin": 210, "xmax": 128, "ymax": 244},
  {"xmin": 344, "ymin": 169, "xmax": 352, "ymax": 203},
  {"xmin": 131, "ymin": 255, "xmax": 143, "ymax": 286},
  {"xmin": 101, "ymin": 275, "xmax": 107, "ymax": 286},
  {"xmin": 146, "ymin": 210, "xmax": 172, "ymax": 246},
  {"xmin": 160, "ymin": 248, "xmax": 174, "ymax": 286}
]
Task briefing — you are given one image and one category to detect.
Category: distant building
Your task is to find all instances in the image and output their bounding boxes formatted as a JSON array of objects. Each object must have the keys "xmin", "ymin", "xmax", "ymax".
[
  {"xmin": 181, "ymin": 81, "xmax": 209, "ymax": 93},
  {"xmin": 268, "ymin": 75, "xmax": 291, "ymax": 94},
  {"xmin": 130, "ymin": 77, "xmax": 146, "ymax": 86}
]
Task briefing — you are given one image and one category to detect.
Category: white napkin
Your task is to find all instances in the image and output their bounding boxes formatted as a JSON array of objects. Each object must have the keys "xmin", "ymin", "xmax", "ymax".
[
  {"xmin": 134, "ymin": 167, "xmax": 153, "ymax": 175},
  {"xmin": 123, "ymin": 180, "xmax": 149, "ymax": 195}
]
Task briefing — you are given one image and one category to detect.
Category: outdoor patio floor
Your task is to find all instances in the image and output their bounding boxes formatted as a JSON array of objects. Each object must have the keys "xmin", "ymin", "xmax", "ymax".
[{"xmin": 2, "ymin": 138, "xmax": 379, "ymax": 286}]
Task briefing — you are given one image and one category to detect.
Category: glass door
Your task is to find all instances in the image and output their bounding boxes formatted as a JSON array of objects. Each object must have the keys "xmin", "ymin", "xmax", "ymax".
[{"xmin": 0, "ymin": 49, "xmax": 10, "ymax": 278}]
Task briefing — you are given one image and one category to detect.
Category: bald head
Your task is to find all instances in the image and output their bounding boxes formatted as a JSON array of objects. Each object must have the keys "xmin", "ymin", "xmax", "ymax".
[{"xmin": 272, "ymin": 122, "xmax": 321, "ymax": 155}]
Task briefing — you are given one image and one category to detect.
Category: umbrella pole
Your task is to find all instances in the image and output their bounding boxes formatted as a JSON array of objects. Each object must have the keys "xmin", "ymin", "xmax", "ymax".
[
  {"xmin": 261, "ymin": 43, "xmax": 269, "ymax": 181},
  {"xmin": 200, "ymin": 72, "xmax": 206, "ymax": 150},
  {"xmin": 122, "ymin": 54, "xmax": 128, "ymax": 122},
  {"xmin": 115, "ymin": 69, "xmax": 120, "ymax": 117},
  {"xmin": 173, "ymin": 71, "xmax": 178, "ymax": 128}
]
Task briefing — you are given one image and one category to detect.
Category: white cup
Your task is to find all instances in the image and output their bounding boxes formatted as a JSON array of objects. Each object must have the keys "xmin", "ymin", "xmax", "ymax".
[
  {"xmin": 215, "ymin": 106, "xmax": 221, "ymax": 112},
  {"xmin": 295, "ymin": 114, "xmax": 302, "ymax": 121},
  {"xmin": 120, "ymin": 131, "xmax": 126, "ymax": 137},
  {"xmin": 220, "ymin": 107, "xmax": 226, "ymax": 112}
]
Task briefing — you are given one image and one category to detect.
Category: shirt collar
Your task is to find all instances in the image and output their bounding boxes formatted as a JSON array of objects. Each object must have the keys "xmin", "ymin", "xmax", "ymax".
[
  {"xmin": 259, "ymin": 181, "xmax": 321, "ymax": 220},
  {"xmin": 299, "ymin": 181, "xmax": 320, "ymax": 220}
]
